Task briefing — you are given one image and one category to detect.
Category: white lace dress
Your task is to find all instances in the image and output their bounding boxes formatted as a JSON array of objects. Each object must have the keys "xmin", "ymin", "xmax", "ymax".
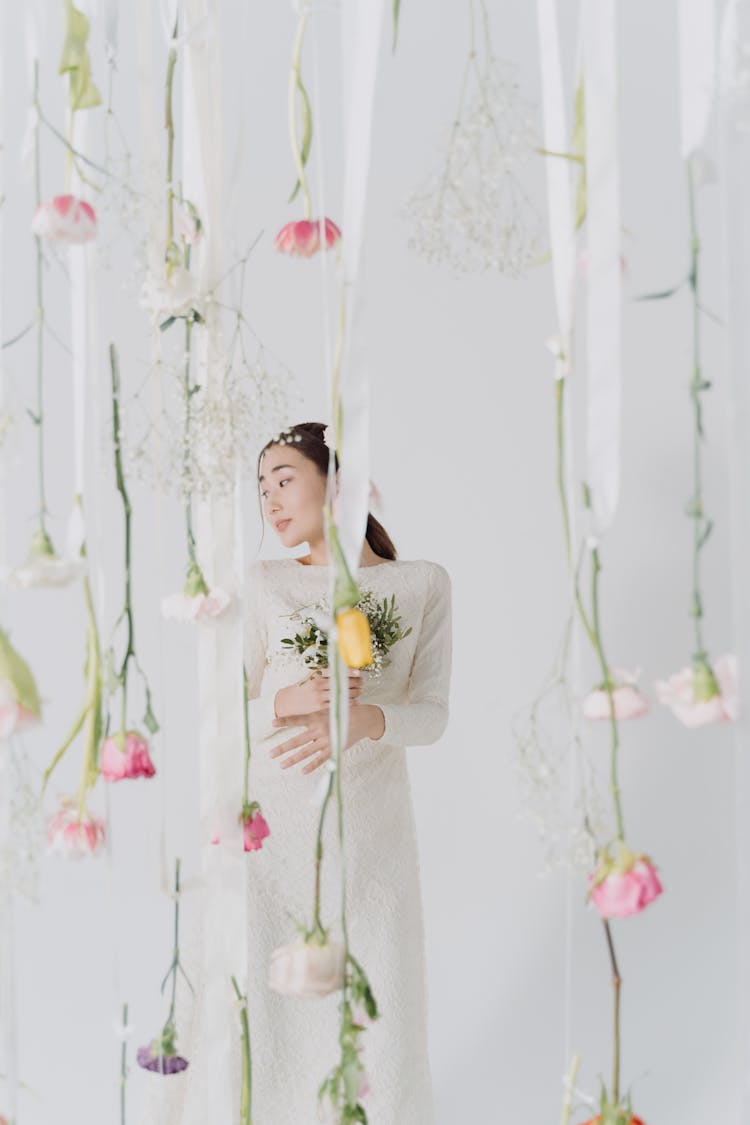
[{"xmin": 141, "ymin": 557, "xmax": 452, "ymax": 1125}]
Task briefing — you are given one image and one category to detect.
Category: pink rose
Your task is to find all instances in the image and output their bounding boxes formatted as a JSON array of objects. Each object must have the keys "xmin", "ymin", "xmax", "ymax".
[
  {"xmin": 583, "ymin": 667, "xmax": 649, "ymax": 721},
  {"xmin": 46, "ymin": 798, "xmax": 105, "ymax": 859},
  {"xmin": 243, "ymin": 808, "xmax": 270, "ymax": 851},
  {"xmin": 274, "ymin": 218, "xmax": 341, "ymax": 258},
  {"xmin": 100, "ymin": 730, "xmax": 156, "ymax": 781},
  {"xmin": 212, "ymin": 804, "xmax": 271, "ymax": 852},
  {"xmin": 588, "ymin": 845, "xmax": 663, "ymax": 919},
  {"xmin": 655, "ymin": 653, "xmax": 737, "ymax": 727},
  {"xmin": 268, "ymin": 935, "xmax": 345, "ymax": 998},
  {"xmin": 31, "ymin": 195, "xmax": 97, "ymax": 243}
]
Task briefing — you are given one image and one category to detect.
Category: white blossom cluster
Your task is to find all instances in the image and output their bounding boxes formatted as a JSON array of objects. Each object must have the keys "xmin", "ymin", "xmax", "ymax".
[
  {"xmin": 404, "ymin": 58, "xmax": 544, "ymax": 279},
  {"xmin": 116, "ymin": 349, "xmax": 301, "ymax": 501}
]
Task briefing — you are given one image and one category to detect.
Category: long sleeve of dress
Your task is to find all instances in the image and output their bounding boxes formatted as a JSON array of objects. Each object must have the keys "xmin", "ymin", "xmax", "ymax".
[
  {"xmin": 376, "ymin": 562, "xmax": 452, "ymax": 747},
  {"xmin": 244, "ymin": 561, "xmax": 279, "ymax": 745}
]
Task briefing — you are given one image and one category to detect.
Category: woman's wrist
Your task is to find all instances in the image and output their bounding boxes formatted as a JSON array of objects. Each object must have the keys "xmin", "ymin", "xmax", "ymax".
[{"xmin": 366, "ymin": 704, "xmax": 386, "ymax": 741}]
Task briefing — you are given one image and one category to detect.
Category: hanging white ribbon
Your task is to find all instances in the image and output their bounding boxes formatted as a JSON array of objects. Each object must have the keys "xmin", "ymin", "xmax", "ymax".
[
  {"xmin": 582, "ymin": 0, "xmax": 621, "ymax": 532},
  {"xmin": 680, "ymin": 0, "xmax": 716, "ymax": 160},
  {"xmin": 335, "ymin": 0, "xmax": 386, "ymax": 575},
  {"xmin": 536, "ymin": 0, "xmax": 586, "ymax": 1079},
  {"xmin": 183, "ymin": 1, "xmax": 246, "ymax": 1120},
  {"xmin": 718, "ymin": 0, "xmax": 750, "ymax": 1113},
  {"xmin": 536, "ymin": 0, "xmax": 576, "ymax": 371}
]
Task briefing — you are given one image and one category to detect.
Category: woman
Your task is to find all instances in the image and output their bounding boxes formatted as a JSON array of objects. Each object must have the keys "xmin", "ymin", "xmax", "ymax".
[{"xmin": 144, "ymin": 421, "xmax": 452, "ymax": 1124}]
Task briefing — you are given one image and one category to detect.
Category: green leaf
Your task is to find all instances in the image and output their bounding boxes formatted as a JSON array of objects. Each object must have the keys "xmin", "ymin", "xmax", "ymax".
[
  {"xmin": 143, "ymin": 688, "xmax": 160, "ymax": 735},
  {"xmin": 159, "ymin": 315, "xmax": 176, "ymax": 333},
  {"xmin": 59, "ymin": 0, "xmax": 102, "ymax": 112}
]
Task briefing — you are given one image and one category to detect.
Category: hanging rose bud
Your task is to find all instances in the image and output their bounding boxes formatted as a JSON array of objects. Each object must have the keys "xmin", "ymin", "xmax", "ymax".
[
  {"xmin": 268, "ymin": 934, "xmax": 345, "ymax": 998},
  {"xmin": 274, "ymin": 217, "xmax": 341, "ymax": 258},
  {"xmin": 31, "ymin": 195, "xmax": 97, "ymax": 243},
  {"xmin": 582, "ymin": 667, "xmax": 649, "ymax": 721},
  {"xmin": 46, "ymin": 797, "xmax": 105, "ymax": 859},
  {"xmin": 211, "ymin": 801, "xmax": 271, "ymax": 852},
  {"xmin": 655, "ymin": 652, "xmax": 737, "ymax": 727},
  {"xmin": 100, "ymin": 730, "xmax": 156, "ymax": 782},
  {"xmin": 336, "ymin": 607, "xmax": 373, "ymax": 669},
  {"xmin": 587, "ymin": 841, "xmax": 663, "ymax": 919}
]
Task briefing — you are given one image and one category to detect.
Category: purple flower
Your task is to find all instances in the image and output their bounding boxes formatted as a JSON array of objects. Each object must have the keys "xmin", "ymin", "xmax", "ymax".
[{"xmin": 136, "ymin": 1044, "xmax": 189, "ymax": 1075}]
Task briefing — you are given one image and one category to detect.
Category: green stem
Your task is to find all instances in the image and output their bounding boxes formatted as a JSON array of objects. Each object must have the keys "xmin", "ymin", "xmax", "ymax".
[
  {"xmin": 65, "ymin": 109, "xmax": 74, "ymax": 194},
  {"xmin": 231, "ymin": 976, "xmax": 253, "ymax": 1125},
  {"xmin": 183, "ymin": 318, "xmax": 196, "ymax": 565},
  {"xmin": 313, "ymin": 772, "xmax": 335, "ymax": 933},
  {"xmin": 110, "ymin": 344, "xmax": 135, "ymax": 732},
  {"xmin": 603, "ymin": 920, "xmax": 622, "ymax": 1104},
  {"xmin": 242, "ymin": 666, "xmax": 251, "ymax": 807},
  {"xmin": 76, "ymin": 567, "xmax": 103, "ymax": 817},
  {"xmin": 166, "ymin": 859, "xmax": 181, "ymax": 1025},
  {"xmin": 165, "ymin": 30, "xmax": 178, "ymax": 251},
  {"xmin": 589, "ymin": 543, "xmax": 624, "ymax": 842},
  {"xmin": 555, "ymin": 377, "xmax": 596, "ymax": 647},
  {"xmin": 288, "ymin": 6, "xmax": 311, "ymax": 219},
  {"xmin": 120, "ymin": 1001, "xmax": 128, "ymax": 1125},
  {"xmin": 686, "ymin": 161, "xmax": 707, "ymax": 659},
  {"xmin": 32, "ymin": 62, "xmax": 48, "ymax": 534}
]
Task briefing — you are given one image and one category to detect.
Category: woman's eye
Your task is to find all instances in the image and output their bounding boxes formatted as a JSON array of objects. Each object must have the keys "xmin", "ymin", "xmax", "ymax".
[{"xmin": 261, "ymin": 478, "xmax": 291, "ymax": 499}]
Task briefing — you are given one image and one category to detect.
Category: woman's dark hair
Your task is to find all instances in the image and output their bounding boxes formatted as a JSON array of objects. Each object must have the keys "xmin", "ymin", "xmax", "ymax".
[{"xmin": 256, "ymin": 421, "xmax": 397, "ymax": 560}]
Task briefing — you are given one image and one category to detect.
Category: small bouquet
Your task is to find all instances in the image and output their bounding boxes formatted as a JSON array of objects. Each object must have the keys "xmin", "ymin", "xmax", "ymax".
[{"xmin": 280, "ymin": 589, "xmax": 412, "ymax": 677}]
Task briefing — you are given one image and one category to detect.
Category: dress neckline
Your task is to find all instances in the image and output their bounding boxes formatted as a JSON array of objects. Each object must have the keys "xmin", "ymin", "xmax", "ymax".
[{"xmin": 288, "ymin": 557, "xmax": 399, "ymax": 571}]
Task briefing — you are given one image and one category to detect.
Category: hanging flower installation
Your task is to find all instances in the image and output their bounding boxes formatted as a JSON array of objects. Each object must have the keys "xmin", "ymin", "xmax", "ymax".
[
  {"xmin": 212, "ymin": 666, "xmax": 271, "ymax": 853},
  {"xmin": 101, "ymin": 344, "xmax": 158, "ymax": 783},
  {"xmin": 137, "ymin": 859, "xmax": 192, "ymax": 1076},
  {"xmin": 404, "ymin": 1, "xmax": 542, "ymax": 278},
  {"xmin": 582, "ymin": 668, "xmax": 649, "ymax": 722},
  {"xmin": 274, "ymin": 5, "xmax": 342, "ymax": 258},
  {"xmin": 641, "ymin": 152, "xmax": 737, "ymax": 726},
  {"xmin": 31, "ymin": 0, "xmax": 101, "ymax": 244}
]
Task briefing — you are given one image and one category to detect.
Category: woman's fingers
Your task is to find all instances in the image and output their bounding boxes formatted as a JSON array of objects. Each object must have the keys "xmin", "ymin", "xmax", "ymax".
[
  {"xmin": 270, "ymin": 732, "xmax": 315, "ymax": 758},
  {"xmin": 280, "ymin": 742, "xmax": 327, "ymax": 769},
  {"xmin": 301, "ymin": 753, "xmax": 330, "ymax": 775}
]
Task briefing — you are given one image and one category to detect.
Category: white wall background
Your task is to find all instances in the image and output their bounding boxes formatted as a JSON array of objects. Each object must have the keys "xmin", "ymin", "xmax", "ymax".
[{"xmin": 0, "ymin": 1, "xmax": 743, "ymax": 1122}]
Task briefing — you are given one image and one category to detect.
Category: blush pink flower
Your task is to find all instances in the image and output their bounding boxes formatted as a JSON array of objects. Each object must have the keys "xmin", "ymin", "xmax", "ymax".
[
  {"xmin": 161, "ymin": 587, "xmax": 231, "ymax": 623},
  {"xmin": 582, "ymin": 667, "xmax": 649, "ymax": 721},
  {"xmin": 274, "ymin": 218, "xmax": 341, "ymax": 258},
  {"xmin": 100, "ymin": 730, "xmax": 156, "ymax": 782},
  {"xmin": 268, "ymin": 935, "xmax": 345, "ymax": 998},
  {"xmin": 212, "ymin": 802, "xmax": 271, "ymax": 852},
  {"xmin": 588, "ymin": 842, "xmax": 663, "ymax": 919},
  {"xmin": 31, "ymin": 195, "xmax": 97, "ymax": 243},
  {"xmin": 46, "ymin": 798, "xmax": 105, "ymax": 859},
  {"xmin": 655, "ymin": 653, "xmax": 737, "ymax": 727}
]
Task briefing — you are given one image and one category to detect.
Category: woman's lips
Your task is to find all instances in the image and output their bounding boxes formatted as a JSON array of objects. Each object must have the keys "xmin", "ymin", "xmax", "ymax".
[{"xmin": 276, "ymin": 519, "xmax": 291, "ymax": 532}]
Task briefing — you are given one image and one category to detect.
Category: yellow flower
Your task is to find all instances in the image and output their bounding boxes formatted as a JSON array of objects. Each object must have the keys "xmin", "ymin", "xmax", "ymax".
[{"xmin": 336, "ymin": 608, "xmax": 373, "ymax": 669}]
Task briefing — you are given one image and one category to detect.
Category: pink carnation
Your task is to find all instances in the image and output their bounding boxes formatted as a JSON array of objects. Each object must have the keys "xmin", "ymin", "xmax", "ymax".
[
  {"xmin": 46, "ymin": 798, "xmax": 105, "ymax": 859},
  {"xmin": 583, "ymin": 668, "xmax": 649, "ymax": 721},
  {"xmin": 100, "ymin": 730, "xmax": 156, "ymax": 782},
  {"xmin": 31, "ymin": 195, "xmax": 97, "ymax": 243},
  {"xmin": 274, "ymin": 218, "xmax": 341, "ymax": 258},
  {"xmin": 655, "ymin": 653, "xmax": 737, "ymax": 727},
  {"xmin": 588, "ymin": 847, "xmax": 663, "ymax": 919}
]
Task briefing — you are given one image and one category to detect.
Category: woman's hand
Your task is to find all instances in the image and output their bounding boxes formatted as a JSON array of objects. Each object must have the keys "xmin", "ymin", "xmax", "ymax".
[
  {"xmin": 269, "ymin": 702, "xmax": 386, "ymax": 774},
  {"xmin": 274, "ymin": 668, "xmax": 363, "ymax": 719}
]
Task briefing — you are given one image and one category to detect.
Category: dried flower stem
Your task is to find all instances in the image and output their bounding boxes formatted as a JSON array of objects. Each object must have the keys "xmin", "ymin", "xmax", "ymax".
[{"xmin": 288, "ymin": 5, "xmax": 312, "ymax": 219}]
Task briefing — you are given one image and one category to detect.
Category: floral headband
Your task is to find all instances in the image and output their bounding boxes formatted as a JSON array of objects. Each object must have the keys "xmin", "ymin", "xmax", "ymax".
[{"xmin": 265, "ymin": 425, "xmax": 382, "ymax": 511}]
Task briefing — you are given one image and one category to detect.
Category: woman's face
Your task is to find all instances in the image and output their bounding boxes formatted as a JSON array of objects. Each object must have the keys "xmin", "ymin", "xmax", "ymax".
[{"xmin": 258, "ymin": 443, "xmax": 329, "ymax": 548}]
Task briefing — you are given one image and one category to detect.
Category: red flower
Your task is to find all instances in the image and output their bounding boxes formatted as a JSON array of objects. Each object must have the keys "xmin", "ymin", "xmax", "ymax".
[{"xmin": 274, "ymin": 218, "xmax": 341, "ymax": 258}]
